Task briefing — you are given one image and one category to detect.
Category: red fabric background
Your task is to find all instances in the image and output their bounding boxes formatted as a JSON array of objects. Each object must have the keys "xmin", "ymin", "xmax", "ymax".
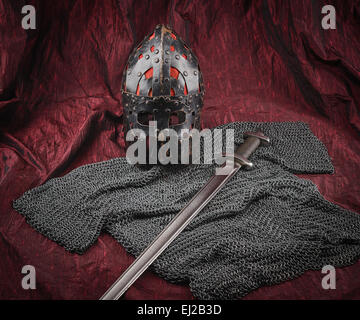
[{"xmin": 0, "ymin": 0, "xmax": 359, "ymax": 299}]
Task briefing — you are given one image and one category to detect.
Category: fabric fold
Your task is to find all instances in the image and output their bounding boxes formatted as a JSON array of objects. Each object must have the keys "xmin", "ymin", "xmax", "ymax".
[{"xmin": 13, "ymin": 122, "xmax": 360, "ymax": 299}]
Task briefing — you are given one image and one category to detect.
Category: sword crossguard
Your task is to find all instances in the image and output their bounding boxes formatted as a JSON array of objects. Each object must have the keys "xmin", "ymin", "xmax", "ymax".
[
  {"xmin": 223, "ymin": 131, "xmax": 270, "ymax": 168},
  {"xmin": 222, "ymin": 153, "xmax": 254, "ymax": 168}
]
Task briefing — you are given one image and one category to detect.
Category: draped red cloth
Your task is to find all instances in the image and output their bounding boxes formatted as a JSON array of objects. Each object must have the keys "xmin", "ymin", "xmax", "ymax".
[{"xmin": 0, "ymin": 0, "xmax": 359, "ymax": 299}]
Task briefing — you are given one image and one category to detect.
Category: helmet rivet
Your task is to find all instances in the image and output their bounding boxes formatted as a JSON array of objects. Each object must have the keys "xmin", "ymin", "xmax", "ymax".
[
  {"xmin": 145, "ymin": 54, "xmax": 150, "ymax": 59},
  {"xmin": 154, "ymin": 49, "xmax": 159, "ymax": 54},
  {"xmin": 165, "ymin": 50, "xmax": 170, "ymax": 55},
  {"xmin": 137, "ymin": 72, "xmax": 142, "ymax": 77},
  {"xmin": 165, "ymin": 108, "xmax": 171, "ymax": 113},
  {"xmin": 165, "ymin": 58, "xmax": 169, "ymax": 63},
  {"xmin": 175, "ymin": 55, "xmax": 180, "ymax": 60},
  {"xmin": 184, "ymin": 71, "xmax": 188, "ymax": 76},
  {"xmin": 194, "ymin": 71, "xmax": 198, "ymax": 75},
  {"xmin": 155, "ymin": 58, "xmax": 160, "ymax": 63}
]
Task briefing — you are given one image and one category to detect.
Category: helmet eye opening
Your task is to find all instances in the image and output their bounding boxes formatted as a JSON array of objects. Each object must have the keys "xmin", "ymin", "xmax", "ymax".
[
  {"xmin": 138, "ymin": 111, "xmax": 154, "ymax": 126},
  {"xmin": 169, "ymin": 111, "xmax": 186, "ymax": 126}
]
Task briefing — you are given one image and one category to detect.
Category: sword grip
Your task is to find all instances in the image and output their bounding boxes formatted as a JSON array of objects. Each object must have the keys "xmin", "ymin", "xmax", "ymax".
[{"xmin": 234, "ymin": 131, "xmax": 270, "ymax": 164}]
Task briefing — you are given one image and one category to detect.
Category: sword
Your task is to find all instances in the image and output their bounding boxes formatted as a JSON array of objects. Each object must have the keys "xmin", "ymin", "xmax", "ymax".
[{"xmin": 100, "ymin": 131, "xmax": 270, "ymax": 300}]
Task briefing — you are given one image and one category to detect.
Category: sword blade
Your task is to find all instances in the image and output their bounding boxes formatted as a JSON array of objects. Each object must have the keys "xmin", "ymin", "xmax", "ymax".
[
  {"xmin": 100, "ymin": 131, "xmax": 269, "ymax": 300},
  {"xmin": 100, "ymin": 162, "xmax": 240, "ymax": 300}
]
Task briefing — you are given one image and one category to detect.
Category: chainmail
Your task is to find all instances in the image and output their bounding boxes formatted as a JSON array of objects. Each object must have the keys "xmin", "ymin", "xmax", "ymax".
[{"xmin": 13, "ymin": 122, "xmax": 360, "ymax": 300}]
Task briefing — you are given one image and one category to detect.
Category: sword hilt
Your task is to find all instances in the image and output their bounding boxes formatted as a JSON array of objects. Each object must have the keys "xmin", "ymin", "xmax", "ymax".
[{"xmin": 227, "ymin": 131, "xmax": 270, "ymax": 168}]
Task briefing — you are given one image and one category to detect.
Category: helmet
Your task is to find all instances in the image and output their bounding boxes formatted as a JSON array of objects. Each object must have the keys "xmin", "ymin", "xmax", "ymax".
[{"xmin": 121, "ymin": 24, "xmax": 204, "ymax": 142}]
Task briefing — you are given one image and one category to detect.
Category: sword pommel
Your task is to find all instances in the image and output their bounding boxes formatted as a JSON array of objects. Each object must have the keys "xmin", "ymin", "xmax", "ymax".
[{"xmin": 244, "ymin": 131, "xmax": 270, "ymax": 146}]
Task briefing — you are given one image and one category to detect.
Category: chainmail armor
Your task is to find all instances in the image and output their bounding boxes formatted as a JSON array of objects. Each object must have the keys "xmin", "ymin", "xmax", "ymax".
[{"xmin": 13, "ymin": 122, "xmax": 360, "ymax": 299}]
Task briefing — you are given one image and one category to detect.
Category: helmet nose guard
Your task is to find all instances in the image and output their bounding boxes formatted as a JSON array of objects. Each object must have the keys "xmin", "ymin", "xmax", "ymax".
[{"xmin": 121, "ymin": 24, "xmax": 205, "ymax": 137}]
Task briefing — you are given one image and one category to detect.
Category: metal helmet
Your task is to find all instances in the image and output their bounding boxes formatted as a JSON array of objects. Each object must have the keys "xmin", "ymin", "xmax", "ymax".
[{"xmin": 121, "ymin": 24, "xmax": 204, "ymax": 141}]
